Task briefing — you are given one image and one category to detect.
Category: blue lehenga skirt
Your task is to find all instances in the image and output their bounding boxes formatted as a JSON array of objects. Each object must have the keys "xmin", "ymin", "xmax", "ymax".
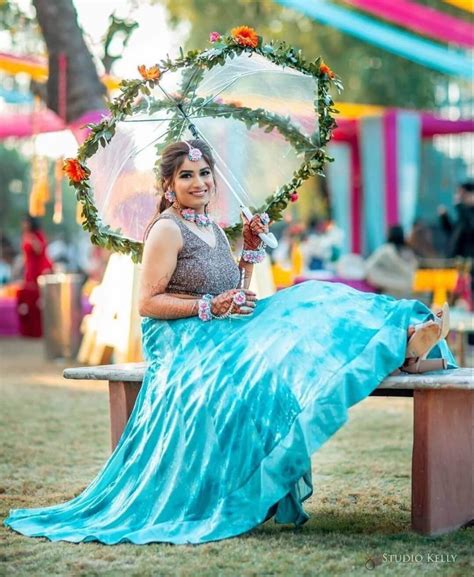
[{"xmin": 4, "ymin": 281, "xmax": 455, "ymax": 545}]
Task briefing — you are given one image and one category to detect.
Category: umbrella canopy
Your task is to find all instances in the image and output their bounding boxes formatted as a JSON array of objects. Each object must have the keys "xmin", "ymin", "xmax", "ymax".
[{"xmin": 66, "ymin": 30, "xmax": 340, "ymax": 260}]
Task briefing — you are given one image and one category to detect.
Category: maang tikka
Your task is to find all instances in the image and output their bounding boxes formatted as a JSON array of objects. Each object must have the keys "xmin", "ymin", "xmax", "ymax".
[{"xmin": 185, "ymin": 141, "xmax": 203, "ymax": 161}]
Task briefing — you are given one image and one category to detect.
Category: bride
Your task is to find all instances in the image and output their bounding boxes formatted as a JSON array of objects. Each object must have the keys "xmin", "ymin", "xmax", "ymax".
[{"xmin": 4, "ymin": 139, "xmax": 453, "ymax": 545}]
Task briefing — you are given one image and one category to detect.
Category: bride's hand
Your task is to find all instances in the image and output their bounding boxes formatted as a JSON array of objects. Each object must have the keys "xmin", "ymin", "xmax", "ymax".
[
  {"xmin": 211, "ymin": 289, "xmax": 257, "ymax": 316},
  {"xmin": 243, "ymin": 213, "xmax": 270, "ymax": 251}
]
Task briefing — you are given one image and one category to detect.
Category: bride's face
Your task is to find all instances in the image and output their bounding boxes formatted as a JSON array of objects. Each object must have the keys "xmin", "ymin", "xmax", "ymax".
[{"xmin": 171, "ymin": 158, "xmax": 215, "ymax": 211}]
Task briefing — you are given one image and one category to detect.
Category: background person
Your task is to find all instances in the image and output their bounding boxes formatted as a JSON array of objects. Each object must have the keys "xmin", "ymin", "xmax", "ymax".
[
  {"xmin": 365, "ymin": 225, "xmax": 418, "ymax": 299},
  {"xmin": 438, "ymin": 180, "xmax": 474, "ymax": 261},
  {"xmin": 20, "ymin": 215, "xmax": 52, "ymax": 287},
  {"xmin": 16, "ymin": 215, "xmax": 52, "ymax": 337}
]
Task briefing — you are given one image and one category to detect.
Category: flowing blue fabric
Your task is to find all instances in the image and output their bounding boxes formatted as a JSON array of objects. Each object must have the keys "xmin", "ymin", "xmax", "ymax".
[{"xmin": 4, "ymin": 281, "xmax": 455, "ymax": 545}]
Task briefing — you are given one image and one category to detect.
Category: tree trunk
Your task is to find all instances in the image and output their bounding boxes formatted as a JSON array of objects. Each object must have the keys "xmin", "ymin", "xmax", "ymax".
[{"xmin": 32, "ymin": 0, "xmax": 106, "ymax": 123}]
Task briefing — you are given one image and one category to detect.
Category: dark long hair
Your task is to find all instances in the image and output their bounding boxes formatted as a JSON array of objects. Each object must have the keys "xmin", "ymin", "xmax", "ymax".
[
  {"xmin": 143, "ymin": 140, "xmax": 216, "ymax": 241},
  {"xmin": 23, "ymin": 215, "xmax": 42, "ymax": 233},
  {"xmin": 387, "ymin": 224, "xmax": 406, "ymax": 251}
]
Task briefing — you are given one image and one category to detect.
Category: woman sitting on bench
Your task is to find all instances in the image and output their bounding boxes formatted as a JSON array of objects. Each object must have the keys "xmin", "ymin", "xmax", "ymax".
[{"xmin": 5, "ymin": 139, "xmax": 455, "ymax": 546}]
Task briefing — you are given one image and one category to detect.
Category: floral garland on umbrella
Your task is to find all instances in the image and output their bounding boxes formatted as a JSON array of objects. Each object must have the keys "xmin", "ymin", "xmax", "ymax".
[{"xmin": 64, "ymin": 26, "xmax": 342, "ymax": 262}]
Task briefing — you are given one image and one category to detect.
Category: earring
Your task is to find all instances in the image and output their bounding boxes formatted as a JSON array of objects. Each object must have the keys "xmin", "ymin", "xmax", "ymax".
[{"xmin": 164, "ymin": 189, "xmax": 176, "ymax": 203}]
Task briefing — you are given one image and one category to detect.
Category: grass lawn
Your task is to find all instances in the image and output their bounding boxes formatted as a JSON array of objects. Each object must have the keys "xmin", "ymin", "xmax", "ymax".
[{"xmin": 0, "ymin": 338, "xmax": 472, "ymax": 577}]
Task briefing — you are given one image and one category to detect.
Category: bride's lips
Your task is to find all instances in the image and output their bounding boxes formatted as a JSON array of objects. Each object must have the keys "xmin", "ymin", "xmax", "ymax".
[{"xmin": 189, "ymin": 190, "xmax": 207, "ymax": 197}]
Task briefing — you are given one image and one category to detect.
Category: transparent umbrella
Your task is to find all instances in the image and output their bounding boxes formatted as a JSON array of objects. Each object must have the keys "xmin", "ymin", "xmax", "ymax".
[{"xmin": 77, "ymin": 38, "xmax": 339, "ymax": 256}]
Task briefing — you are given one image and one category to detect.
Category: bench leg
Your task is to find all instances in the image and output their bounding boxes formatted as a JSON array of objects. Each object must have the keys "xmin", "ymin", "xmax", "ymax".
[
  {"xmin": 412, "ymin": 389, "xmax": 473, "ymax": 535},
  {"xmin": 108, "ymin": 381, "xmax": 141, "ymax": 451}
]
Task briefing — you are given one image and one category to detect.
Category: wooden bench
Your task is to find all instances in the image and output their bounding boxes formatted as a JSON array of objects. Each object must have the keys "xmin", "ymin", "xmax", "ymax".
[{"xmin": 63, "ymin": 364, "xmax": 473, "ymax": 537}]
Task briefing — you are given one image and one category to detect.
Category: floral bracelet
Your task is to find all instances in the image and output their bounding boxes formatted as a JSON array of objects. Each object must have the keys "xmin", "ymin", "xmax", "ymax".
[
  {"xmin": 241, "ymin": 245, "xmax": 266, "ymax": 264},
  {"xmin": 198, "ymin": 294, "xmax": 213, "ymax": 322}
]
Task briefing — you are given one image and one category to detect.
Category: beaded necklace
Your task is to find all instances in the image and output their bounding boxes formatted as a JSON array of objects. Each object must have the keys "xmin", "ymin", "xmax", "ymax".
[{"xmin": 178, "ymin": 207, "xmax": 213, "ymax": 229}]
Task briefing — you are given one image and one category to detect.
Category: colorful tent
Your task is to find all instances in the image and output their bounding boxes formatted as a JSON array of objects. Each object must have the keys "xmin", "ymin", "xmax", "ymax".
[
  {"xmin": 275, "ymin": 0, "xmax": 473, "ymax": 78},
  {"xmin": 443, "ymin": 0, "xmax": 473, "ymax": 13},
  {"xmin": 329, "ymin": 113, "xmax": 473, "ymax": 254},
  {"xmin": 0, "ymin": 52, "xmax": 120, "ymax": 90},
  {"xmin": 342, "ymin": 0, "xmax": 474, "ymax": 47}
]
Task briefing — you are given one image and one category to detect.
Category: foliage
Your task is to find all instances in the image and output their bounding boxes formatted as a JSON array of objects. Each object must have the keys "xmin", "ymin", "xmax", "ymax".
[
  {"xmin": 66, "ymin": 30, "xmax": 341, "ymax": 261},
  {"xmin": 102, "ymin": 14, "xmax": 140, "ymax": 74},
  {"xmin": 1, "ymin": 1, "xmax": 138, "ymax": 123},
  {"xmin": 0, "ymin": 145, "xmax": 81, "ymax": 247},
  {"xmin": 152, "ymin": 0, "xmax": 472, "ymax": 110},
  {"xmin": 0, "ymin": 0, "xmax": 44, "ymax": 61},
  {"xmin": 0, "ymin": 144, "xmax": 29, "ymax": 240},
  {"xmin": 0, "ymin": 0, "xmax": 39, "ymax": 40}
]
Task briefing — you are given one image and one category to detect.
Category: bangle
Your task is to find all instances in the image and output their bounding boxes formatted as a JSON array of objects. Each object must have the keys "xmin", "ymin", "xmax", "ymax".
[
  {"xmin": 241, "ymin": 245, "xmax": 266, "ymax": 264},
  {"xmin": 198, "ymin": 294, "xmax": 213, "ymax": 322}
]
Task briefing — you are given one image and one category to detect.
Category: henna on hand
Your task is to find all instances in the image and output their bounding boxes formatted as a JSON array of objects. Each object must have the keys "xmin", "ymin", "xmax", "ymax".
[
  {"xmin": 211, "ymin": 288, "xmax": 257, "ymax": 316},
  {"xmin": 243, "ymin": 214, "xmax": 270, "ymax": 251}
]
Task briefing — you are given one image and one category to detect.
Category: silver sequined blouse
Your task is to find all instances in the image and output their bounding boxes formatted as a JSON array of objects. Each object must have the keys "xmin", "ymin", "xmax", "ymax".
[{"xmin": 158, "ymin": 213, "xmax": 241, "ymax": 297}]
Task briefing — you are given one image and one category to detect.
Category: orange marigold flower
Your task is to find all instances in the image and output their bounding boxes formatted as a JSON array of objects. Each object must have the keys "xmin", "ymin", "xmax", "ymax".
[
  {"xmin": 231, "ymin": 25, "xmax": 259, "ymax": 49},
  {"xmin": 63, "ymin": 158, "xmax": 88, "ymax": 183},
  {"xmin": 320, "ymin": 63, "xmax": 335, "ymax": 79},
  {"xmin": 137, "ymin": 64, "xmax": 161, "ymax": 81}
]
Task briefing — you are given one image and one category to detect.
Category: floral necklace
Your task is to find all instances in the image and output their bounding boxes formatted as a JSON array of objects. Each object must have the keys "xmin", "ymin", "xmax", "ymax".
[{"xmin": 175, "ymin": 206, "xmax": 213, "ymax": 229}]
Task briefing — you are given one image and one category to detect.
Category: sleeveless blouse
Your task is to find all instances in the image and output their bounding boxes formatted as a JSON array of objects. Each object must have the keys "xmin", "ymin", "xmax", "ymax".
[{"xmin": 158, "ymin": 213, "xmax": 241, "ymax": 297}]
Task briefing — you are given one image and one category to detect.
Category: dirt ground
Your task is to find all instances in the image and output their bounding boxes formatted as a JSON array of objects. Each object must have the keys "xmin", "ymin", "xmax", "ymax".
[{"xmin": 0, "ymin": 337, "xmax": 108, "ymax": 392}]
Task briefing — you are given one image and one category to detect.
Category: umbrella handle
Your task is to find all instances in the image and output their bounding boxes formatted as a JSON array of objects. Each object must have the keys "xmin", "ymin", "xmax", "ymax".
[{"xmin": 241, "ymin": 206, "xmax": 278, "ymax": 249}]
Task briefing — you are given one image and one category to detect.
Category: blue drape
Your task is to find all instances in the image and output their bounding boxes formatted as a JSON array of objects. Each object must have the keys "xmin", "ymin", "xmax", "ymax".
[
  {"xmin": 327, "ymin": 142, "xmax": 351, "ymax": 254},
  {"xmin": 275, "ymin": 0, "xmax": 473, "ymax": 78}
]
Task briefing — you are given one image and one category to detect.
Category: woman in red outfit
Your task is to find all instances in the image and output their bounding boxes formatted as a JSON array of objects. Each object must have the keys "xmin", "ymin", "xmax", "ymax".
[
  {"xmin": 21, "ymin": 216, "xmax": 52, "ymax": 286},
  {"xmin": 17, "ymin": 216, "xmax": 52, "ymax": 337}
]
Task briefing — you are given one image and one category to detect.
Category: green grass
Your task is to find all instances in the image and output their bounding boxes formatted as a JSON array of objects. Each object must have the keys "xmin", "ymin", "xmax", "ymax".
[{"xmin": 0, "ymin": 339, "xmax": 472, "ymax": 577}]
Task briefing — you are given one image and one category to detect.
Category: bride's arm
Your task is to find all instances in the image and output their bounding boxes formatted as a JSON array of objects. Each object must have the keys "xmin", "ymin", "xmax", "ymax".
[
  {"xmin": 238, "ymin": 259, "xmax": 254, "ymax": 289},
  {"xmin": 216, "ymin": 225, "xmax": 255, "ymax": 288},
  {"xmin": 239, "ymin": 214, "xmax": 270, "ymax": 288},
  {"xmin": 138, "ymin": 219, "xmax": 198, "ymax": 320},
  {"xmin": 216, "ymin": 215, "xmax": 269, "ymax": 290}
]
